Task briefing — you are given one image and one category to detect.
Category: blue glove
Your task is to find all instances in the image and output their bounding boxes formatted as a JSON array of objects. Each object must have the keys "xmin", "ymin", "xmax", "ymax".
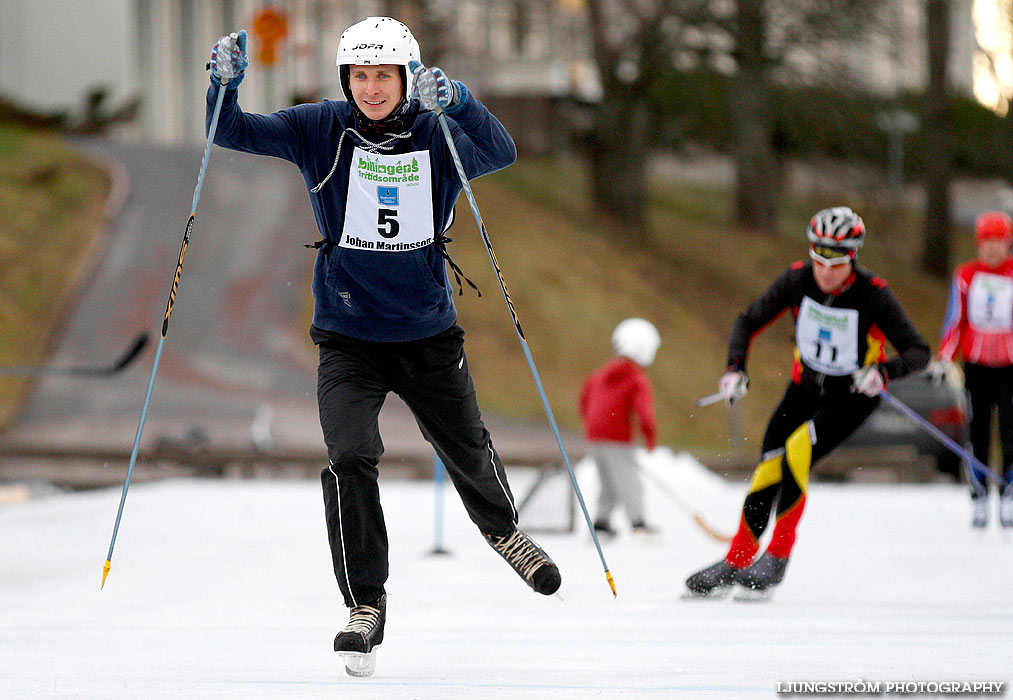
[
  {"xmin": 209, "ymin": 30, "xmax": 249, "ymax": 89},
  {"xmin": 408, "ymin": 60, "xmax": 468, "ymax": 114}
]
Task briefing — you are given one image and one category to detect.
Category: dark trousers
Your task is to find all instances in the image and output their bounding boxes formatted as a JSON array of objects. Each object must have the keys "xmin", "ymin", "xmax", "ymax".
[
  {"xmin": 727, "ymin": 381, "xmax": 879, "ymax": 566},
  {"xmin": 312, "ymin": 324, "xmax": 518, "ymax": 608},
  {"xmin": 962, "ymin": 363, "xmax": 1013, "ymax": 496}
]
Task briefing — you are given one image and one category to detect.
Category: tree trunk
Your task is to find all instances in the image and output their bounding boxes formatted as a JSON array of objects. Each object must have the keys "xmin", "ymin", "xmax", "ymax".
[
  {"xmin": 731, "ymin": 0, "xmax": 779, "ymax": 235},
  {"xmin": 581, "ymin": 0, "xmax": 663, "ymax": 241},
  {"xmin": 921, "ymin": 0, "xmax": 952, "ymax": 278},
  {"xmin": 1006, "ymin": 9, "xmax": 1013, "ymax": 188},
  {"xmin": 587, "ymin": 88, "xmax": 651, "ymax": 237}
]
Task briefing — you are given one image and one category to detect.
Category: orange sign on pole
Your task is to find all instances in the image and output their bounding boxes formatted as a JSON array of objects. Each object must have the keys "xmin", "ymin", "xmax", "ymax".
[{"xmin": 252, "ymin": 5, "xmax": 288, "ymax": 66}]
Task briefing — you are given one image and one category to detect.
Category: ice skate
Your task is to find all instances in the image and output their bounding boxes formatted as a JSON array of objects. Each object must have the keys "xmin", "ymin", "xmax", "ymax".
[
  {"xmin": 631, "ymin": 520, "xmax": 661, "ymax": 537},
  {"xmin": 484, "ymin": 527, "xmax": 561, "ymax": 595},
  {"xmin": 972, "ymin": 496, "xmax": 989, "ymax": 529},
  {"xmin": 334, "ymin": 594, "xmax": 386, "ymax": 677},
  {"xmin": 1000, "ymin": 487, "xmax": 1013, "ymax": 528},
  {"xmin": 593, "ymin": 520, "xmax": 617, "ymax": 538},
  {"xmin": 733, "ymin": 552, "xmax": 788, "ymax": 601},
  {"xmin": 683, "ymin": 559, "xmax": 738, "ymax": 599}
]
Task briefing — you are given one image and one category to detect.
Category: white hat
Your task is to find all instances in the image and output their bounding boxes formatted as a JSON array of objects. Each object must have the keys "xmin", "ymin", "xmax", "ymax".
[{"xmin": 612, "ymin": 318, "xmax": 661, "ymax": 367}]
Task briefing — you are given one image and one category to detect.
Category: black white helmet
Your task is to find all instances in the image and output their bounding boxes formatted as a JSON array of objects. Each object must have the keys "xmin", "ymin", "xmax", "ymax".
[
  {"xmin": 612, "ymin": 318, "xmax": 661, "ymax": 367},
  {"xmin": 336, "ymin": 17, "xmax": 421, "ymax": 103},
  {"xmin": 807, "ymin": 206, "xmax": 866, "ymax": 253}
]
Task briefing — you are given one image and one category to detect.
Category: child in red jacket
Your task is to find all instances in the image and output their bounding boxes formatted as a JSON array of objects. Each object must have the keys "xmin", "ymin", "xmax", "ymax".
[{"xmin": 579, "ymin": 318, "xmax": 660, "ymax": 536}]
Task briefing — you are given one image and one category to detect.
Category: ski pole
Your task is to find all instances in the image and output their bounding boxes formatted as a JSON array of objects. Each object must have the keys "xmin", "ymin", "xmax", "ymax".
[
  {"xmin": 695, "ymin": 391, "xmax": 724, "ymax": 408},
  {"xmin": 879, "ymin": 389, "xmax": 1007, "ymax": 485},
  {"xmin": 101, "ymin": 82, "xmax": 229, "ymax": 589},
  {"xmin": 433, "ymin": 108, "xmax": 617, "ymax": 597}
]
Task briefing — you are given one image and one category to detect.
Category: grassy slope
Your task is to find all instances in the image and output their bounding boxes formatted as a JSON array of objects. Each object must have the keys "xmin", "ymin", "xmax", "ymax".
[
  {"xmin": 1, "ymin": 129, "xmax": 967, "ymax": 454},
  {"xmin": 0, "ymin": 124, "xmax": 110, "ymax": 428},
  {"xmin": 448, "ymin": 156, "xmax": 970, "ymax": 453}
]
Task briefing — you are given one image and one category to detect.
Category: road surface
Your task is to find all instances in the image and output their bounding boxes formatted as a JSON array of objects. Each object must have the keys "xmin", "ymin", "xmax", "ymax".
[{"xmin": 0, "ymin": 137, "xmax": 576, "ymax": 482}]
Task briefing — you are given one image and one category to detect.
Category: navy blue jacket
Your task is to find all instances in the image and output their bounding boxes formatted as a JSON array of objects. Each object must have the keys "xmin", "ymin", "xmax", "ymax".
[{"xmin": 206, "ymin": 82, "xmax": 517, "ymax": 342}]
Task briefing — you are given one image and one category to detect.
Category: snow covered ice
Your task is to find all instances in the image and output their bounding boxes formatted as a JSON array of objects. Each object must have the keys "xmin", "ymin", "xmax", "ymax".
[{"xmin": 1, "ymin": 448, "xmax": 1010, "ymax": 699}]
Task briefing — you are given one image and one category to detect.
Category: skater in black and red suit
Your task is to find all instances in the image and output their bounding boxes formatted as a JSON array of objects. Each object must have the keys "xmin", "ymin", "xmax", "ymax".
[{"xmin": 685, "ymin": 207, "xmax": 929, "ymax": 599}]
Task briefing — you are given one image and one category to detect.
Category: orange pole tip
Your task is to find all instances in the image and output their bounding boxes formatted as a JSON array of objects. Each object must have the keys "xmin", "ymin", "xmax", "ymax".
[
  {"xmin": 606, "ymin": 570, "xmax": 616, "ymax": 598},
  {"xmin": 101, "ymin": 560, "xmax": 111, "ymax": 589}
]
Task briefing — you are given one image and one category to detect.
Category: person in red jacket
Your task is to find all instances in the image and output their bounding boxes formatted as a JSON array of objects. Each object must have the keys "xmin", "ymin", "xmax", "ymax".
[
  {"xmin": 934, "ymin": 210, "xmax": 1013, "ymax": 528},
  {"xmin": 579, "ymin": 318, "xmax": 660, "ymax": 536}
]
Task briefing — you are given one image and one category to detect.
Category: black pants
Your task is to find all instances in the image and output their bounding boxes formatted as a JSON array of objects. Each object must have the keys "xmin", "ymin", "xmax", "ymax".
[
  {"xmin": 962, "ymin": 363, "xmax": 1013, "ymax": 496},
  {"xmin": 727, "ymin": 381, "xmax": 879, "ymax": 565},
  {"xmin": 758, "ymin": 381, "xmax": 880, "ymax": 463},
  {"xmin": 312, "ymin": 324, "xmax": 517, "ymax": 608}
]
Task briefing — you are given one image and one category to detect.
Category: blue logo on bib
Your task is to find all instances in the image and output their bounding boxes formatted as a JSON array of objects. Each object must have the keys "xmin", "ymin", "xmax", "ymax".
[
  {"xmin": 377, "ymin": 186, "xmax": 399, "ymax": 206},
  {"xmin": 818, "ymin": 328, "xmax": 832, "ymax": 341}
]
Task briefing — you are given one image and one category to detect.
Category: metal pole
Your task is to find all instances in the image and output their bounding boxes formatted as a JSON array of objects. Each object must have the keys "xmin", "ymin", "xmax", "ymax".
[
  {"xmin": 880, "ymin": 389, "xmax": 1006, "ymax": 485},
  {"xmin": 430, "ymin": 454, "xmax": 450, "ymax": 555},
  {"xmin": 102, "ymin": 83, "xmax": 230, "ymax": 589},
  {"xmin": 434, "ymin": 108, "xmax": 616, "ymax": 597}
]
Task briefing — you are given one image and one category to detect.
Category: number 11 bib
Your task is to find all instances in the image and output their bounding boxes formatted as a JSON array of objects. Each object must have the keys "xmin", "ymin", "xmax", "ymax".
[
  {"xmin": 796, "ymin": 296, "xmax": 860, "ymax": 376},
  {"xmin": 340, "ymin": 147, "xmax": 434, "ymax": 252}
]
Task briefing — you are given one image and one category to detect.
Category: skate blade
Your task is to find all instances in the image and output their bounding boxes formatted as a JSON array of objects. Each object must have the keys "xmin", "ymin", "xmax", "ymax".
[
  {"xmin": 338, "ymin": 650, "xmax": 377, "ymax": 677},
  {"xmin": 733, "ymin": 586, "xmax": 775, "ymax": 602},
  {"xmin": 680, "ymin": 585, "xmax": 734, "ymax": 601}
]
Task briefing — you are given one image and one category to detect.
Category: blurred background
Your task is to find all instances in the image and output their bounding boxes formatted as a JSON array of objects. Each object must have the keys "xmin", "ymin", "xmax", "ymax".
[{"xmin": 2, "ymin": 0, "xmax": 1012, "ymax": 491}]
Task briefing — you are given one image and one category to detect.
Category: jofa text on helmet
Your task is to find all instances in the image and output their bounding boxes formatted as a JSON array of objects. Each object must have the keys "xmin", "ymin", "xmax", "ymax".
[{"xmin": 352, "ymin": 43, "xmax": 384, "ymax": 50}]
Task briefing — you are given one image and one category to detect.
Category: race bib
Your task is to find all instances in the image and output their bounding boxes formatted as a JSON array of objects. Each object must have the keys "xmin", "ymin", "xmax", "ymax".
[
  {"xmin": 340, "ymin": 148, "xmax": 434, "ymax": 252},
  {"xmin": 796, "ymin": 297, "xmax": 860, "ymax": 376},
  {"xmin": 967, "ymin": 271, "xmax": 1013, "ymax": 332}
]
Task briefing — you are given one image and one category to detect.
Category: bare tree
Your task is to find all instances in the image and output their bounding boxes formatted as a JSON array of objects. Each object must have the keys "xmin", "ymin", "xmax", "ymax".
[
  {"xmin": 728, "ymin": 0, "xmax": 889, "ymax": 234},
  {"xmin": 582, "ymin": 0, "xmax": 885, "ymax": 238},
  {"xmin": 993, "ymin": 3, "xmax": 1013, "ymax": 192},
  {"xmin": 921, "ymin": 0, "xmax": 952, "ymax": 277},
  {"xmin": 584, "ymin": 0, "xmax": 678, "ymax": 238},
  {"xmin": 732, "ymin": 0, "xmax": 778, "ymax": 233}
]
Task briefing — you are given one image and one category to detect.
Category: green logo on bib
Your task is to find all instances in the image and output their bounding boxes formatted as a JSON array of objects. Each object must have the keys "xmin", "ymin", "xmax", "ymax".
[
  {"xmin": 806, "ymin": 304, "xmax": 848, "ymax": 331},
  {"xmin": 357, "ymin": 154, "xmax": 421, "ymax": 184}
]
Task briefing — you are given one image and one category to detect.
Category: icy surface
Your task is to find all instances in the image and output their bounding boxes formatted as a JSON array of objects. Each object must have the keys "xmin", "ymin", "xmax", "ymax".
[{"xmin": 1, "ymin": 449, "xmax": 1010, "ymax": 699}]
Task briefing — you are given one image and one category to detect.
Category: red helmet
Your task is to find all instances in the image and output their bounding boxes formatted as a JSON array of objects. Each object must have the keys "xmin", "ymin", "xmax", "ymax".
[{"xmin": 974, "ymin": 211, "xmax": 1013, "ymax": 244}]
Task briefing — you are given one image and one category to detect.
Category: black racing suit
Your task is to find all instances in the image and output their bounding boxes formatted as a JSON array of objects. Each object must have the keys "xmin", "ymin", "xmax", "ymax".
[{"xmin": 723, "ymin": 261, "xmax": 930, "ymax": 567}]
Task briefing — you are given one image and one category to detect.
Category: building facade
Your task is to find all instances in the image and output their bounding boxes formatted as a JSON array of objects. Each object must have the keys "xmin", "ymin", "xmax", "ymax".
[{"xmin": 0, "ymin": 0, "xmax": 994, "ymax": 147}]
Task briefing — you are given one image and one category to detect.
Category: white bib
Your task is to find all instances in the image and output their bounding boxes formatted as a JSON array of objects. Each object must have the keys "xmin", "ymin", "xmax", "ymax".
[
  {"xmin": 967, "ymin": 271, "xmax": 1013, "ymax": 332},
  {"xmin": 796, "ymin": 297, "xmax": 860, "ymax": 376},
  {"xmin": 340, "ymin": 147, "xmax": 435, "ymax": 252}
]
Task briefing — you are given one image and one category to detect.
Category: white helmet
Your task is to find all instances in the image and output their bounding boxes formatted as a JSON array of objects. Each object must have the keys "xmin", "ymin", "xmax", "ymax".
[
  {"xmin": 612, "ymin": 318, "xmax": 661, "ymax": 367},
  {"xmin": 336, "ymin": 17, "xmax": 421, "ymax": 103}
]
